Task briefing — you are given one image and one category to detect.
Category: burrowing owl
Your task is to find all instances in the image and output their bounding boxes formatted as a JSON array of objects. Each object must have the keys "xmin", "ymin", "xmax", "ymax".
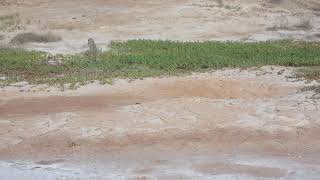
[{"xmin": 87, "ymin": 38, "xmax": 98, "ymax": 61}]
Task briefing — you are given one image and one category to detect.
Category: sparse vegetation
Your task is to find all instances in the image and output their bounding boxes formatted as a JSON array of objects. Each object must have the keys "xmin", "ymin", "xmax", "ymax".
[
  {"xmin": 10, "ymin": 32, "xmax": 62, "ymax": 45},
  {"xmin": 293, "ymin": 18, "xmax": 312, "ymax": 30},
  {"xmin": 0, "ymin": 40, "xmax": 320, "ymax": 87},
  {"xmin": 294, "ymin": 67, "xmax": 320, "ymax": 97},
  {"xmin": 295, "ymin": 67, "xmax": 320, "ymax": 82},
  {"xmin": 0, "ymin": 13, "xmax": 20, "ymax": 31},
  {"xmin": 301, "ymin": 85, "xmax": 320, "ymax": 98},
  {"xmin": 267, "ymin": 16, "xmax": 312, "ymax": 31},
  {"xmin": 0, "ymin": 43, "xmax": 12, "ymax": 50}
]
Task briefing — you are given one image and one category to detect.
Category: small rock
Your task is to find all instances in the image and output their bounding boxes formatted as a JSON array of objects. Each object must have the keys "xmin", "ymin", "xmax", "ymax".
[
  {"xmin": 46, "ymin": 54, "xmax": 63, "ymax": 66},
  {"xmin": 47, "ymin": 59, "xmax": 58, "ymax": 66},
  {"xmin": 277, "ymin": 69, "xmax": 285, "ymax": 75}
]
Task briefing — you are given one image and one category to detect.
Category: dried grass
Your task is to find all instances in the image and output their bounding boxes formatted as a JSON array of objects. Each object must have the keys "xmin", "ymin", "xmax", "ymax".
[{"xmin": 10, "ymin": 32, "xmax": 61, "ymax": 45}]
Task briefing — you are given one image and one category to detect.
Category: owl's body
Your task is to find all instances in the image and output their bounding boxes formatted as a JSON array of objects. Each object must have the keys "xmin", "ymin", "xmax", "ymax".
[
  {"xmin": 88, "ymin": 38, "xmax": 97, "ymax": 52},
  {"xmin": 87, "ymin": 38, "xmax": 98, "ymax": 61}
]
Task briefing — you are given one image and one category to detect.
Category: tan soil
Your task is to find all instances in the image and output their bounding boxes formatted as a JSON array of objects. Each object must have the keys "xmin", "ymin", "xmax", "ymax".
[{"xmin": 0, "ymin": 67, "xmax": 320, "ymax": 179}]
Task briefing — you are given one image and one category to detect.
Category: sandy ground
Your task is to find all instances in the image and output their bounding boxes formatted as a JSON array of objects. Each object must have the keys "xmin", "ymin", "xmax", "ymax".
[
  {"xmin": 0, "ymin": 66, "xmax": 320, "ymax": 179},
  {"xmin": 0, "ymin": 0, "xmax": 320, "ymax": 53}
]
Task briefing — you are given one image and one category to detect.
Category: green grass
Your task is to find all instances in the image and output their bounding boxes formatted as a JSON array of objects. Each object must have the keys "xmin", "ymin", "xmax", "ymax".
[{"xmin": 1, "ymin": 40, "xmax": 320, "ymax": 87}]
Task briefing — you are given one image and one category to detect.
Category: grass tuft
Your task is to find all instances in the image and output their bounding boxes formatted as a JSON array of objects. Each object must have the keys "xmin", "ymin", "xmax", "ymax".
[
  {"xmin": 0, "ymin": 13, "xmax": 20, "ymax": 31},
  {"xmin": 10, "ymin": 32, "xmax": 62, "ymax": 45},
  {"xmin": 294, "ymin": 67, "xmax": 320, "ymax": 97},
  {"xmin": 295, "ymin": 67, "xmax": 320, "ymax": 81}
]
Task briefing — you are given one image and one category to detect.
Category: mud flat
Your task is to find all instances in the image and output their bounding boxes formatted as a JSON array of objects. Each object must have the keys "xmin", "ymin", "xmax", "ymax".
[{"xmin": 0, "ymin": 67, "xmax": 319, "ymax": 179}]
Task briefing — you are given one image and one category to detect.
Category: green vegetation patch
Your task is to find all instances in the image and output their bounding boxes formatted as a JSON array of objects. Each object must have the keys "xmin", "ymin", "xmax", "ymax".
[{"xmin": 1, "ymin": 40, "xmax": 320, "ymax": 87}]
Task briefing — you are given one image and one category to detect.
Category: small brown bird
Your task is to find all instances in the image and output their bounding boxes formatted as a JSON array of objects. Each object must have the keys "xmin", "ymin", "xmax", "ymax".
[{"xmin": 87, "ymin": 38, "xmax": 98, "ymax": 61}]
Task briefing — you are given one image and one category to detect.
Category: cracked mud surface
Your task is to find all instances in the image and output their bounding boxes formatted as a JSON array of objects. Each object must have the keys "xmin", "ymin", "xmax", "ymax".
[{"xmin": 0, "ymin": 67, "xmax": 320, "ymax": 179}]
